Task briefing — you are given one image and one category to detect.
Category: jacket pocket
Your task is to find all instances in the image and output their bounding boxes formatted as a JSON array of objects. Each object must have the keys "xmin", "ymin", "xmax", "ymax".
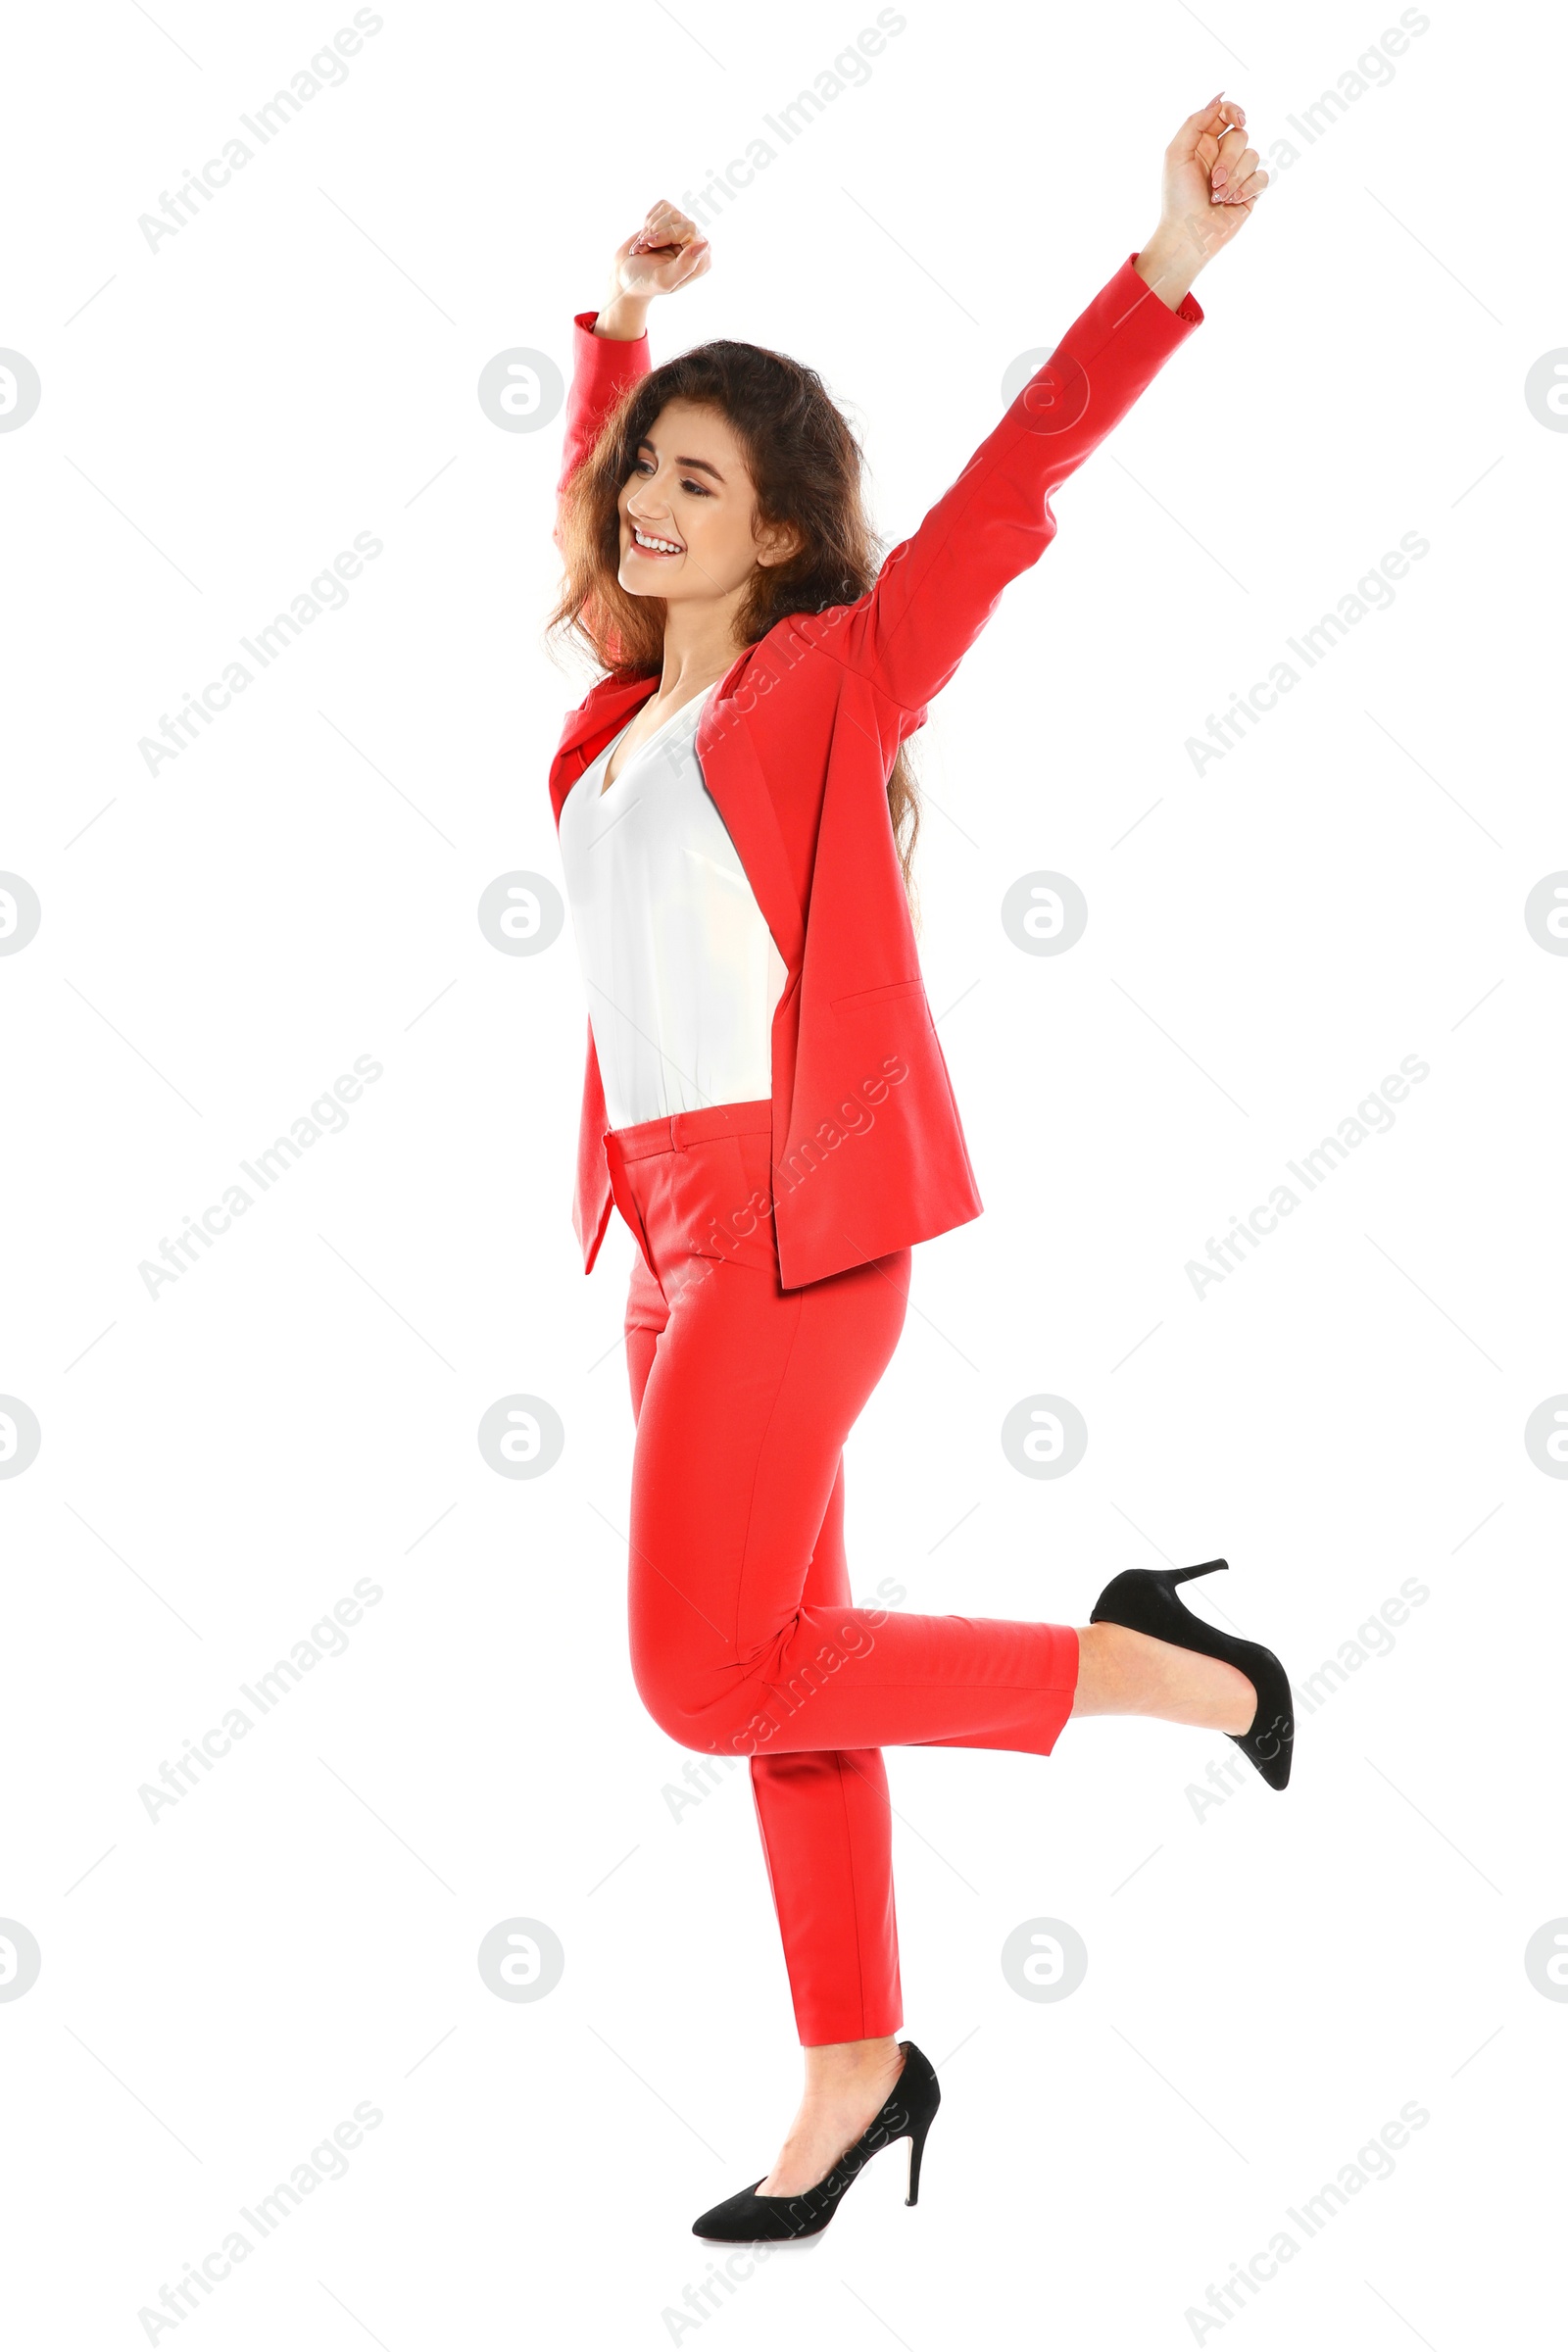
[
  {"xmin": 824, "ymin": 978, "xmax": 937, "ymax": 1110},
  {"xmin": 830, "ymin": 977, "xmax": 926, "ymax": 1014}
]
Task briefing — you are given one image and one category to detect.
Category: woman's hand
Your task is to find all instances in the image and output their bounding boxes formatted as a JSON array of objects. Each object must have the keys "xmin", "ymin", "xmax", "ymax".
[
  {"xmin": 1133, "ymin": 94, "xmax": 1269, "ymax": 312},
  {"xmin": 594, "ymin": 201, "xmax": 711, "ymax": 341}
]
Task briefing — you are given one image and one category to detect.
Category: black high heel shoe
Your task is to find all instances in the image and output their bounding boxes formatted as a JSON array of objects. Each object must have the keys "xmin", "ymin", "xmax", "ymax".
[
  {"xmin": 1089, "ymin": 1559, "xmax": 1295, "ymax": 1791},
  {"xmin": 691, "ymin": 2039, "xmax": 940, "ymax": 2243}
]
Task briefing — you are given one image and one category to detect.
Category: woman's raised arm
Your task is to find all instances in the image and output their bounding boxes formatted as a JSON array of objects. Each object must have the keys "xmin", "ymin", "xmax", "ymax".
[
  {"xmin": 798, "ymin": 97, "xmax": 1265, "ymax": 718},
  {"xmin": 553, "ymin": 202, "xmax": 710, "ymax": 531}
]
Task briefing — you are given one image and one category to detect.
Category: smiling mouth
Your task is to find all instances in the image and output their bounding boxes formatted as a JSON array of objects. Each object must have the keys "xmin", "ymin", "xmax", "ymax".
[{"xmin": 629, "ymin": 523, "xmax": 686, "ymax": 558}]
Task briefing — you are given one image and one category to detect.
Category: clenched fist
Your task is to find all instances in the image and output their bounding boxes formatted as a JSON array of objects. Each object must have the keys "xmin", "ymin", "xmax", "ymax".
[{"xmin": 595, "ymin": 200, "xmax": 711, "ymax": 340}]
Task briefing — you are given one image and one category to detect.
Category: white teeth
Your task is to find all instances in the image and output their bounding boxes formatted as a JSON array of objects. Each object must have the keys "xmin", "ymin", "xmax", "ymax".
[{"xmin": 633, "ymin": 526, "xmax": 683, "ymax": 554}]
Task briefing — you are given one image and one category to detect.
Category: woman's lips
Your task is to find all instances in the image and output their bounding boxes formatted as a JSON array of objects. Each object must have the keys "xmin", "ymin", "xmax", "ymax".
[{"xmin": 627, "ymin": 526, "xmax": 684, "ymax": 560}]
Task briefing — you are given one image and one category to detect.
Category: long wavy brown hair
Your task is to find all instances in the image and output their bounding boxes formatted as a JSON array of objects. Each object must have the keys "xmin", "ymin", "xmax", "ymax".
[{"xmin": 548, "ymin": 338, "xmax": 920, "ymax": 898}]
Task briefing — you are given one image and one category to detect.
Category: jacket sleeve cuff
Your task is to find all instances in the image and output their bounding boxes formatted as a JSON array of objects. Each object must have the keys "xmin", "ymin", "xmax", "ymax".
[
  {"xmin": 572, "ymin": 309, "xmax": 650, "ymax": 377},
  {"xmin": 1122, "ymin": 250, "xmax": 1204, "ymax": 330},
  {"xmin": 1088, "ymin": 252, "xmax": 1204, "ymax": 346},
  {"xmin": 1028, "ymin": 252, "xmax": 1201, "ymax": 425}
]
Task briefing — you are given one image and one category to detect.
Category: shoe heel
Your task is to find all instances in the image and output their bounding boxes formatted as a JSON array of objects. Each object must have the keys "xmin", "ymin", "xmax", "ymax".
[
  {"xmin": 906, "ymin": 2117, "xmax": 931, "ymax": 2207},
  {"xmin": 1168, "ymin": 1558, "xmax": 1228, "ymax": 1587}
]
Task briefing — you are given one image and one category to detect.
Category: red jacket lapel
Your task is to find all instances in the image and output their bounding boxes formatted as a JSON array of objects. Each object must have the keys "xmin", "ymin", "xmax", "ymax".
[{"xmin": 549, "ymin": 673, "xmax": 657, "ymax": 823}]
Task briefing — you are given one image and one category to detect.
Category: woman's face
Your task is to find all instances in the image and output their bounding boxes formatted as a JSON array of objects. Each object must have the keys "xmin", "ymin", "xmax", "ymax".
[{"xmin": 616, "ymin": 400, "xmax": 793, "ymax": 605}]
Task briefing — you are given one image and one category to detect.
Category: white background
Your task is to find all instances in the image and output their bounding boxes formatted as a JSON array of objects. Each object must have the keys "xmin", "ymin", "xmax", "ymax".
[{"xmin": 5, "ymin": 0, "xmax": 1565, "ymax": 2344}]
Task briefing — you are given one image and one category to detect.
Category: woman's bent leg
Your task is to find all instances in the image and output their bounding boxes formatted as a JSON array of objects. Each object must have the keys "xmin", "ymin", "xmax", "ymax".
[{"xmin": 627, "ymin": 1246, "xmax": 1081, "ymax": 1763}]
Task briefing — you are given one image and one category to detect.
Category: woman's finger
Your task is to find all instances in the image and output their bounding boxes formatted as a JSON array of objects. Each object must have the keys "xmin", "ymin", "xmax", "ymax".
[
  {"xmin": 1173, "ymin": 92, "xmax": 1225, "ymax": 140},
  {"xmin": 667, "ymin": 237, "xmax": 711, "ymax": 286},
  {"xmin": 1208, "ymin": 125, "xmax": 1252, "ymax": 190},
  {"xmin": 1214, "ymin": 143, "xmax": 1259, "ymax": 198},
  {"xmin": 1221, "ymin": 165, "xmax": 1269, "ymax": 205},
  {"xmin": 1171, "ymin": 91, "xmax": 1246, "ymax": 158},
  {"xmin": 649, "ymin": 201, "xmax": 697, "ymax": 238},
  {"xmin": 630, "ymin": 200, "xmax": 699, "ymax": 255}
]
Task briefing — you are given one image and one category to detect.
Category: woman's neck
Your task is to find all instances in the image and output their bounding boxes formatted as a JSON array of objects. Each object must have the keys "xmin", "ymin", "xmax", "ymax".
[{"xmin": 657, "ymin": 597, "xmax": 748, "ymax": 701}]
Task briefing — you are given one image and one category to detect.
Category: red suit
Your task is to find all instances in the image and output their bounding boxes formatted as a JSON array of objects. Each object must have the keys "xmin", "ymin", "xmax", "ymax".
[{"xmin": 551, "ymin": 258, "xmax": 1203, "ymax": 2039}]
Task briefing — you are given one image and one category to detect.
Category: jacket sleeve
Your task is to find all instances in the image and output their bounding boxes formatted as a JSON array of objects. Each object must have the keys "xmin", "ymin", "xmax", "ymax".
[
  {"xmin": 800, "ymin": 255, "xmax": 1203, "ymax": 716},
  {"xmin": 554, "ymin": 310, "xmax": 652, "ymax": 545}
]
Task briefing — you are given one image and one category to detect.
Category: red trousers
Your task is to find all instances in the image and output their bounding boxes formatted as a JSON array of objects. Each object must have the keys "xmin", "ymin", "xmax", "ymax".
[{"xmin": 609, "ymin": 1100, "xmax": 1081, "ymax": 2045}]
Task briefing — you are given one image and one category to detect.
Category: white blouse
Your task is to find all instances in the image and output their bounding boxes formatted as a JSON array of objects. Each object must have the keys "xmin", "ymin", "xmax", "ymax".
[{"xmin": 558, "ymin": 686, "xmax": 788, "ymax": 1132}]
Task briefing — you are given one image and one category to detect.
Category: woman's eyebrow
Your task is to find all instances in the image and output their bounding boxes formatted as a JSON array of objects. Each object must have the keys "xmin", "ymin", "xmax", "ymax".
[{"xmin": 637, "ymin": 436, "xmax": 725, "ymax": 483}]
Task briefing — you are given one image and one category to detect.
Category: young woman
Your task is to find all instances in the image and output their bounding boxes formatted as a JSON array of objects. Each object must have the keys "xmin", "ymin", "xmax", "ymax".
[{"xmin": 548, "ymin": 95, "xmax": 1285, "ymax": 2243}]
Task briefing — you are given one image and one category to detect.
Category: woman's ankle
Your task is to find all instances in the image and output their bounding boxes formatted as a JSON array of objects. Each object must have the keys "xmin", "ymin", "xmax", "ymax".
[
  {"xmin": 1070, "ymin": 1620, "xmax": 1253, "ymax": 1729},
  {"xmin": 801, "ymin": 2034, "xmax": 903, "ymax": 2090}
]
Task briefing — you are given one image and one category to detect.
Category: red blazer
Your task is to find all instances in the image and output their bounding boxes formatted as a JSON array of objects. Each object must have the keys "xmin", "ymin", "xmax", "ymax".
[{"xmin": 550, "ymin": 254, "xmax": 1202, "ymax": 1289}]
